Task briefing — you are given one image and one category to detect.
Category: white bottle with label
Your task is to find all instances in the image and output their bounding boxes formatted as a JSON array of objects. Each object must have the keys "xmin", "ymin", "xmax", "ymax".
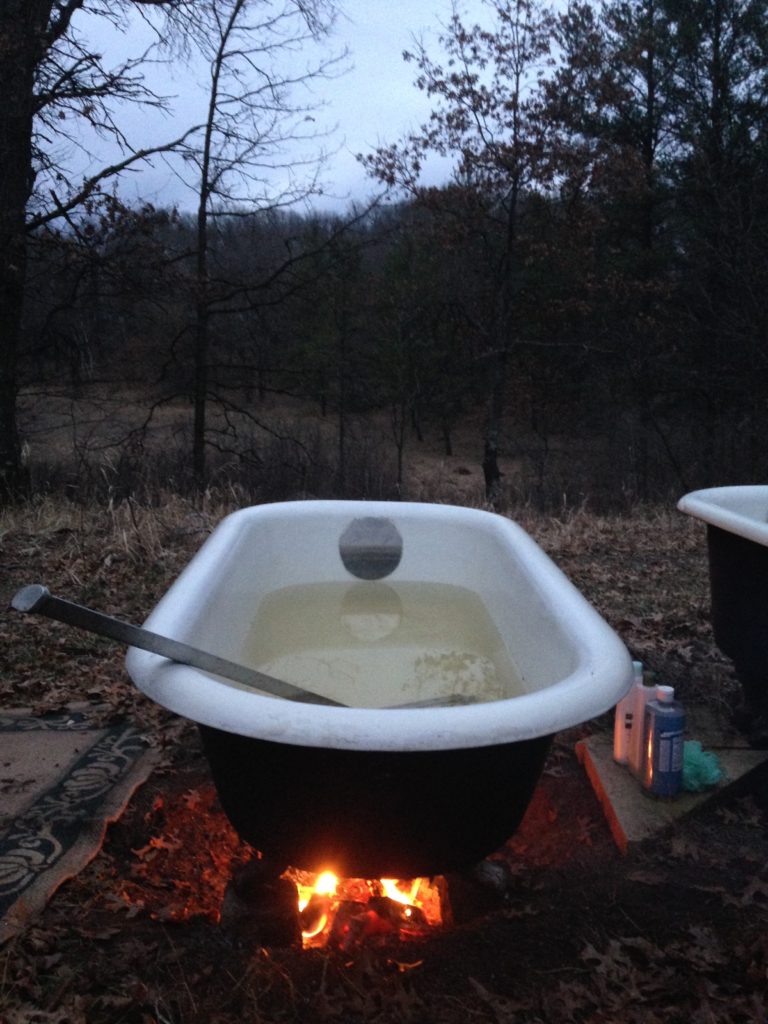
[
  {"xmin": 628, "ymin": 669, "xmax": 657, "ymax": 777},
  {"xmin": 613, "ymin": 660, "xmax": 643, "ymax": 764}
]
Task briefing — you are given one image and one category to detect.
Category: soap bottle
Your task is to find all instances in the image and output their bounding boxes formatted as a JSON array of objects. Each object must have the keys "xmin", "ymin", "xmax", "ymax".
[
  {"xmin": 613, "ymin": 660, "xmax": 643, "ymax": 764},
  {"xmin": 628, "ymin": 669, "xmax": 657, "ymax": 777},
  {"xmin": 641, "ymin": 685, "xmax": 685, "ymax": 799}
]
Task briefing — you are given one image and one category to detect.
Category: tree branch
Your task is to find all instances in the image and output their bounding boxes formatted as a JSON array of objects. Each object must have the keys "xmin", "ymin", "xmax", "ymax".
[{"xmin": 27, "ymin": 128, "xmax": 201, "ymax": 231}]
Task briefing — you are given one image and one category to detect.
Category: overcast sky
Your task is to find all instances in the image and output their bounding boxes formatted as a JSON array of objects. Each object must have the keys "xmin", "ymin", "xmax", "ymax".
[{"xmin": 73, "ymin": 0, "xmax": 487, "ymax": 213}]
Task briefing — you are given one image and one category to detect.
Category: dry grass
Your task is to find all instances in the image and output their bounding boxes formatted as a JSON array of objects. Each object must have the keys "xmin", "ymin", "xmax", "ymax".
[
  {"xmin": 20, "ymin": 382, "xmax": 686, "ymax": 511},
  {"xmin": 0, "ymin": 492, "xmax": 231, "ymax": 731}
]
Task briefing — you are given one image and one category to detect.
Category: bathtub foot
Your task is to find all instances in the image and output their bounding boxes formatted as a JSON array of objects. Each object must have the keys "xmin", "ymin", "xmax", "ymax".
[
  {"xmin": 220, "ymin": 856, "xmax": 300, "ymax": 948},
  {"xmin": 732, "ymin": 669, "xmax": 768, "ymax": 749},
  {"xmin": 443, "ymin": 858, "xmax": 517, "ymax": 925},
  {"xmin": 732, "ymin": 706, "xmax": 768, "ymax": 749},
  {"xmin": 735, "ymin": 710, "xmax": 768, "ymax": 749}
]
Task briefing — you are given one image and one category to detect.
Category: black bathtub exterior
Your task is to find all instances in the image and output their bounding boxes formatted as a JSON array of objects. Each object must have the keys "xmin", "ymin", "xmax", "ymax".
[
  {"xmin": 199, "ymin": 725, "xmax": 552, "ymax": 878},
  {"xmin": 707, "ymin": 523, "xmax": 768, "ymax": 717}
]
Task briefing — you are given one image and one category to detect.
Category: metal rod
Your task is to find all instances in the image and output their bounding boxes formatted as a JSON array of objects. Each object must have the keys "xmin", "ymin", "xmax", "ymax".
[
  {"xmin": 10, "ymin": 584, "xmax": 478, "ymax": 711},
  {"xmin": 10, "ymin": 584, "xmax": 346, "ymax": 707}
]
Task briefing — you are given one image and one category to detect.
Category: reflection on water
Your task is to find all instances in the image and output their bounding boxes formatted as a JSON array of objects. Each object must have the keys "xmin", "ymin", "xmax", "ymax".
[
  {"xmin": 242, "ymin": 581, "xmax": 523, "ymax": 708},
  {"xmin": 340, "ymin": 583, "xmax": 402, "ymax": 641}
]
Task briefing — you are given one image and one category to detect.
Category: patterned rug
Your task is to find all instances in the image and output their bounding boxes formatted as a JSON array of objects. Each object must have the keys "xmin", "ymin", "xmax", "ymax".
[{"xmin": 0, "ymin": 707, "xmax": 160, "ymax": 943}]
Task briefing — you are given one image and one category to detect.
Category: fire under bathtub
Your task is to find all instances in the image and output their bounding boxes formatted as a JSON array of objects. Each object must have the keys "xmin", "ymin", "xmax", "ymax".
[
  {"xmin": 127, "ymin": 501, "xmax": 632, "ymax": 877},
  {"xmin": 678, "ymin": 485, "xmax": 768, "ymax": 744}
]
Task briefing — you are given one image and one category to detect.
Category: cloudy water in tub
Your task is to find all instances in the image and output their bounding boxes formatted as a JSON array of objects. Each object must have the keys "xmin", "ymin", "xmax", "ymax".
[{"xmin": 241, "ymin": 581, "xmax": 524, "ymax": 707}]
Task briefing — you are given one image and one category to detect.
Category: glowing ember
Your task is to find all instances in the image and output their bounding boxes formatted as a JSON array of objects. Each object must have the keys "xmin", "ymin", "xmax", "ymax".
[{"xmin": 283, "ymin": 869, "xmax": 445, "ymax": 949}]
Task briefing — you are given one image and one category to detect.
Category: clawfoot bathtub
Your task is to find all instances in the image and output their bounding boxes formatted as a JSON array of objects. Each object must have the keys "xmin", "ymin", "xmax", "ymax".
[
  {"xmin": 679, "ymin": 486, "xmax": 768, "ymax": 747},
  {"xmin": 127, "ymin": 501, "xmax": 632, "ymax": 876}
]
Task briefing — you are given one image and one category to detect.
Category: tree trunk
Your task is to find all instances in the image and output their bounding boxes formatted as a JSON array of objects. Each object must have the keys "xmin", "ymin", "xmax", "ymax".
[
  {"xmin": 0, "ymin": 3, "xmax": 49, "ymax": 499},
  {"xmin": 484, "ymin": 178, "xmax": 518, "ymax": 506},
  {"xmin": 483, "ymin": 349, "xmax": 507, "ymax": 505},
  {"xmin": 192, "ymin": 297, "xmax": 209, "ymax": 486},
  {"xmin": 336, "ymin": 317, "xmax": 347, "ymax": 495}
]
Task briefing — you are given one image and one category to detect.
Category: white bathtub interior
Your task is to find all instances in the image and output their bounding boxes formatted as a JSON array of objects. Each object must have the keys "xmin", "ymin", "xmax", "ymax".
[{"xmin": 126, "ymin": 501, "xmax": 632, "ymax": 751}]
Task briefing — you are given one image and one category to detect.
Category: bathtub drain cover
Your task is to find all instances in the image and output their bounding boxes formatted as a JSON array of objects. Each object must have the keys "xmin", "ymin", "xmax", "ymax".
[{"xmin": 339, "ymin": 517, "xmax": 403, "ymax": 580}]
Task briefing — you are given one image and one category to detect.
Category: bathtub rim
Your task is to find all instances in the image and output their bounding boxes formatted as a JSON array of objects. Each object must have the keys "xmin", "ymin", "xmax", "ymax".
[
  {"xmin": 125, "ymin": 500, "xmax": 633, "ymax": 752},
  {"xmin": 677, "ymin": 485, "xmax": 768, "ymax": 547}
]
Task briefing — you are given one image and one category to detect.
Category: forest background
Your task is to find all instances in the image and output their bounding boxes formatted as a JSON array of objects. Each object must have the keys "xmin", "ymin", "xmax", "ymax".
[{"xmin": 3, "ymin": 0, "xmax": 768, "ymax": 511}]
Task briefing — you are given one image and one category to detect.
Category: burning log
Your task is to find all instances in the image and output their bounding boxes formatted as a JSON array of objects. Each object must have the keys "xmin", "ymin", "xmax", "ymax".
[
  {"xmin": 328, "ymin": 900, "xmax": 386, "ymax": 950},
  {"xmin": 327, "ymin": 895, "xmax": 433, "ymax": 951},
  {"xmin": 369, "ymin": 895, "xmax": 430, "ymax": 933},
  {"xmin": 220, "ymin": 861, "xmax": 451, "ymax": 951},
  {"xmin": 289, "ymin": 871, "xmax": 448, "ymax": 950}
]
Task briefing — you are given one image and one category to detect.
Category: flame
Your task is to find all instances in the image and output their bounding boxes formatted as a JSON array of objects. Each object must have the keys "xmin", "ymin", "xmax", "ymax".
[
  {"xmin": 297, "ymin": 870, "xmax": 337, "ymax": 912},
  {"xmin": 284, "ymin": 868, "xmax": 443, "ymax": 948},
  {"xmin": 380, "ymin": 877, "xmax": 422, "ymax": 906},
  {"xmin": 302, "ymin": 908, "xmax": 329, "ymax": 941}
]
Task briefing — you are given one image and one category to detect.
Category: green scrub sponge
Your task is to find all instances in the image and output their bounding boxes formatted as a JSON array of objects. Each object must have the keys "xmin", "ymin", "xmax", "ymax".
[{"xmin": 682, "ymin": 740, "xmax": 723, "ymax": 792}]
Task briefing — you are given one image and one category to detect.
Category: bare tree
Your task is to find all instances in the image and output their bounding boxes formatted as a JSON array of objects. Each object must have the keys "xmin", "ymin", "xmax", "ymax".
[
  {"xmin": 0, "ymin": 0, "xmax": 201, "ymax": 500},
  {"xmin": 176, "ymin": 0, "xmax": 342, "ymax": 485},
  {"xmin": 362, "ymin": 0, "xmax": 557, "ymax": 502}
]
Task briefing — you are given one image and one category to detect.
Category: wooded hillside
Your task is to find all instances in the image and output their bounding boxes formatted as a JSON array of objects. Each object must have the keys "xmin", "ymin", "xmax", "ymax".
[{"xmin": 6, "ymin": 0, "xmax": 768, "ymax": 507}]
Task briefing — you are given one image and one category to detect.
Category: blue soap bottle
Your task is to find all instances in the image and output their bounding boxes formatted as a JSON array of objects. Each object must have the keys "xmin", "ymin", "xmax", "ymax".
[{"xmin": 641, "ymin": 685, "xmax": 685, "ymax": 799}]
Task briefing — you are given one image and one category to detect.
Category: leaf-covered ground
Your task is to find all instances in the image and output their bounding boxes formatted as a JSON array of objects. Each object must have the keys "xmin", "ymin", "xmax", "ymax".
[{"xmin": 1, "ymin": 496, "xmax": 766, "ymax": 1023}]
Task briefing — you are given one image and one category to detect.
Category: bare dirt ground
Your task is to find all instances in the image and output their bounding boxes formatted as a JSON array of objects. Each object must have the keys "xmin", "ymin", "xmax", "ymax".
[{"xmin": 1, "ymin": 429, "xmax": 767, "ymax": 1022}]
